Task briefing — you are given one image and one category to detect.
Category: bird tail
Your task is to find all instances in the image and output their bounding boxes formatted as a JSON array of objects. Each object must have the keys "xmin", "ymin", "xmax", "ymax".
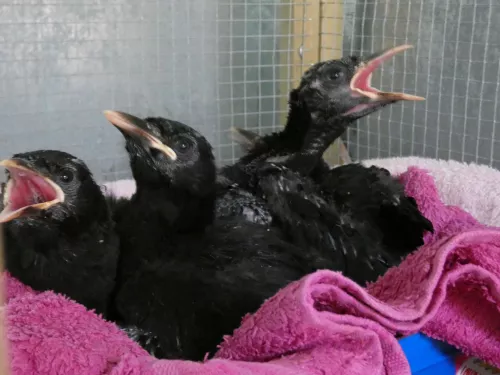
[{"xmin": 379, "ymin": 196, "xmax": 434, "ymax": 256}]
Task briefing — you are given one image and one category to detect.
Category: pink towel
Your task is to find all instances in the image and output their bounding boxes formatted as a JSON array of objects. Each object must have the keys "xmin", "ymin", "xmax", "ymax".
[
  {"xmin": 4, "ymin": 167, "xmax": 500, "ymax": 375},
  {"xmin": 363, "ymin": 157, "xmax": 500, "ymax": 227}
]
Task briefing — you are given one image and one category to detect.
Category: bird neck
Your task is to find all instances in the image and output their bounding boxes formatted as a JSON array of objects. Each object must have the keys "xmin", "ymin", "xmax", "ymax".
[
  {"xmin": 4, "ymin": 204, "xmax": 110, "ymax": 247},
  {"xmin": 242, "ymin": 92, "xmax": 312, "ymax": 158},
  {"xmin": 134, "ymin": 184, "xmax": 216, "ymax": 232},
  {"xmin": 286, "ymin": 115, "xmax": 350, "ymax": 176},
  {"xmin": 303, "ymin": 115, "xmax": 350, "ymax": 155},
  {"xmin": 281, "ymin": 96, "xmax": 313, "ymax": 150}
]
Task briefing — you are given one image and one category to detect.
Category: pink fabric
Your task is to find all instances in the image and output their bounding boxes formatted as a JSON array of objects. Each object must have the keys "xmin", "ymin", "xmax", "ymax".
[
  {"xmin": 4, "ymin": 167, "xmax": 500, "ymax": 375},
  {"xmin": 363, "ymin": 157, "xmax": 500, "ymax": 227}
]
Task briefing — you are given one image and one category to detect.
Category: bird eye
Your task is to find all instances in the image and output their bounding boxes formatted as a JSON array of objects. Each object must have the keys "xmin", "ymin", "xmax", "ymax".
[
  {"xmin": 330, "ymin": 70, "xmax": 344, "ymax": 80},
  {"xmin": 59, "ymin": 170, "xmax": 74, "ymax": 183},
  {"xmin": 175, "ymin": 138, "xmax": 192, "ymax": 154}
]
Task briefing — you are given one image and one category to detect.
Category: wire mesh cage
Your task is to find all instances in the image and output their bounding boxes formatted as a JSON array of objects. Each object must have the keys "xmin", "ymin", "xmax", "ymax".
[
  {"xmin": 0, "ymin": 0, "xmax": 498, "ymax": 184},
  {"xmin": 342, "ymin": 0, "xmax": 500, "ymax": 169},
  {"xmin": 0, "ymin": 0, "xmax": 314, "ymax": 182}
]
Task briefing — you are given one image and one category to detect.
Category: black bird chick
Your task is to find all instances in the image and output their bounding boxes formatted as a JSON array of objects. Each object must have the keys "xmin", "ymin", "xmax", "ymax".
[
  {"xmin": 225, "ymin": 45, "xmax": 433, "ymax": 254},
  {"xmin": 104, "ymin": 111, "xmax": 218, "ymax": 279},
  {"xmin": 217, "ymin": 45, "xmax": 423, "ymax": 226},
  {"xmin": 252, "ymin": 115, "xmax": 400, "ymax": 285},
  {"xmin": 225, "ymin": 45, "xmax": 423, "ymax": 180},
  {"xmin": 0, "ymin": 150, "xmax": 119, "ymax": 315},
  {"xmin": 105, "ymin": 110, "xmax": 335, "ymax": 360}
]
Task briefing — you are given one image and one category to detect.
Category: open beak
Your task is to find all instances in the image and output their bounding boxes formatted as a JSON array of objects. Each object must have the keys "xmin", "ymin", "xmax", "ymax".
[
  {"xmin": 0, "ymin": 159, "xmax": 65, "ymax": 223},
  {"xmin": 349, "ymin": 44, "xmax": 424, "ymax": 103},
  {"xmin": 104, "ymin": 110, "xmax": 177, "ymax": 161}
]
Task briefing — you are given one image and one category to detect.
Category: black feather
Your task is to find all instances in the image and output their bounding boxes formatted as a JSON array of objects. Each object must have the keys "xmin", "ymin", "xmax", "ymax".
[
  {"xmin": 220, "ymin": 51, "xmax": 433, "ymax": 259},
  {"xmin": 254, "ymin": 159, "xmax": 394, "ymax": 284},
  {"xmin": 320, "ymin": 163, "xmax": 434, "ymax": 255},
  {"xmin": 0, "ymin": 150, "xmax": 119, "ymax": 316},
  {"xmin": 106, "ymin": 113, "xmax": 335, "ymax": 360}
]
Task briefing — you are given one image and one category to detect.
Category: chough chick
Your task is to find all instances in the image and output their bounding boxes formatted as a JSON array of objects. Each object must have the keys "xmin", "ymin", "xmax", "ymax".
[
  {"xmin": 105, "ymin": 111, "xmax": 336, "ymax": 360},
  {"xmin": 0, "ymin": 150, "xmax": 119, "ymax": 316},
  {"xmin": 226, "ymin": 45, "xmax": 433, "ymax": 255}
]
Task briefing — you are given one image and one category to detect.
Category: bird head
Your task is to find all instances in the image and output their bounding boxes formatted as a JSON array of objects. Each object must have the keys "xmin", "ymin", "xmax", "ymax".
[
  {"xmin": 294, "ymin": 44, "xmax": 424, "ymax": 121},
  {"xmin": 104, "ymin": 110, "xmax": 216, "ymax": 196},
  {"xmin": 0, "ymin": 150, "xmax": 105, "ymax": 225}
]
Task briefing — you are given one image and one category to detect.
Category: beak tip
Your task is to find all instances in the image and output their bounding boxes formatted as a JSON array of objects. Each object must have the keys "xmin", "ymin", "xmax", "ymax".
[
  {"xmin": 167, "ymin": 149, "xmax": 178, "ymax": 161},
  {"xmin": 0, "ymin": 159, "xmax": 18, "ymax": 169},
  {"xmin": 103, "ymin": 110, "xmax": 118, "ymax": 122},
  {"xmin": 405, "ymin": 95, "xmax": 426, "ymax": 102}
]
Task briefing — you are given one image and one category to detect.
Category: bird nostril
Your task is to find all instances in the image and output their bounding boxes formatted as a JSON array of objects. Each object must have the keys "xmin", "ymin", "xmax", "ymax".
[{"xmin": 150, "ymin": 148, "xmax": 163, "ymax": 159}]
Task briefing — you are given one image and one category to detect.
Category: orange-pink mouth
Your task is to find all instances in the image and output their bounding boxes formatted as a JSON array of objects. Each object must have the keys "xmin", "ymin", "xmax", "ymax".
[
  {"xmin": 0, "ymin": 159, "xmax": 64, "ymax": 223},
  {"xmin": 346, "ymin": 44, "xmax": 424, "ymax": 115}
]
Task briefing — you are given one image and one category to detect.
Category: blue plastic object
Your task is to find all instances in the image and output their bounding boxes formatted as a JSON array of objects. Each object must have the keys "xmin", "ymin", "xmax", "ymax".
[{"xmin": 399, "ymin": 333, "xmax": 459, "ymax": 374}]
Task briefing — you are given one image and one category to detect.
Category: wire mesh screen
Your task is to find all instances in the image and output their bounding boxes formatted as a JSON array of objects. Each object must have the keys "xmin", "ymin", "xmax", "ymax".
[
  {"xmin": 342, "ymin": 0, "xmax": 500, "ymax": 169},
  {"xmin": 216, "ymin": 1, "xmax": 309, "ymax": 165},
  {"xmin": 2, "ymin": 0, "xmax": 495, "ymax": 182},
  {"xmin": 0, "ymin": 1, "xmax": 310, "ymax": 182}
]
